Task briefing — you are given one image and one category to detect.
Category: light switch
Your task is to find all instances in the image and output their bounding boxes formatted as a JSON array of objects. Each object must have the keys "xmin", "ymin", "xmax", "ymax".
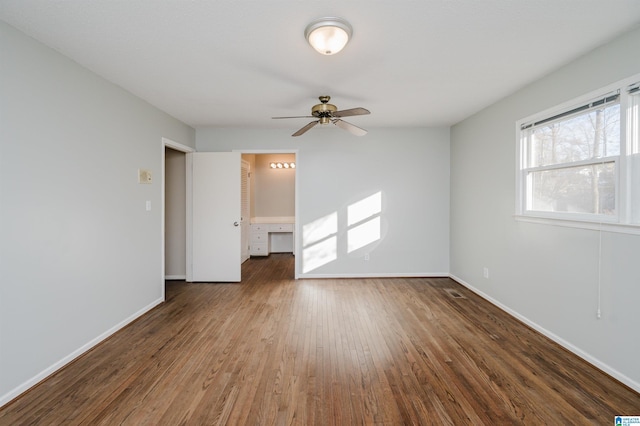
[{"xmin": 146, "ymin": 200, "xmax": 151, "ymax": 211}]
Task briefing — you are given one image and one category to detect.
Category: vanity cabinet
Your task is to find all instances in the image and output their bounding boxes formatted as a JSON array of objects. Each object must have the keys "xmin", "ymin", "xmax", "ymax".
[
  {"xmin": 250, "ymin": 221, "xmax": 294, "ymax": 256},
  {"xmin": 249, "ymin": 224, "xmax": 269, "ymax": 256}
]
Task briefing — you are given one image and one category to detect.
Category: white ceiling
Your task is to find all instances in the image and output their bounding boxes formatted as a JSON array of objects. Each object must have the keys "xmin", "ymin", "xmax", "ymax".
[{"xmin": 2, "ymin": 1, "xmax": 640, "ymax": 131}]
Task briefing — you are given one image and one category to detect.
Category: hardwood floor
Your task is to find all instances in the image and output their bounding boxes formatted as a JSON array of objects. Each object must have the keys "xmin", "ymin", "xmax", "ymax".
[{"xmin": 1, "ymin": 254, "xmax": 639, "ymax": 425}]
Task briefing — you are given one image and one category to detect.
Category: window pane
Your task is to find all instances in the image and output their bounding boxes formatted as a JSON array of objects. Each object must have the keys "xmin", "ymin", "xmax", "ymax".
[
  {"xmin": 528, "ymin": 162, "xmax": 616, "ymax": 215},
  {"xmin": 529, "ymin": 103, "xmax": 620, "ymax": 167}
]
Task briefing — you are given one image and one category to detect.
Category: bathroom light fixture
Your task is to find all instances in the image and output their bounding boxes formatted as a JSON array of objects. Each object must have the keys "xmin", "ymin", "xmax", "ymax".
[
  {"xmin": 304, "ymin": 17, "xmax": 352, "ymax": 55},
  {"xmin": 270, "ymin": 162, "xmax": 296, "ymax": 169}
]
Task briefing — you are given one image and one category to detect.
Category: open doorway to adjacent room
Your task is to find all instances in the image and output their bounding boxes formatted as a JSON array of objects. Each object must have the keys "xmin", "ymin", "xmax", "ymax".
[
  {"xmin": 241, "ymin": 152, "xmax": 296, "ymax": 277},
  {"xmin": 162, "ymin": 138, "xmax": 194, "ymax": 298}
]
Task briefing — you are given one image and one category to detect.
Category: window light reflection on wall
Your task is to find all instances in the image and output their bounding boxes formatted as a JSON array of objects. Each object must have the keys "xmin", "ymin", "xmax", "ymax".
[{"xmin": 270, "ymin": 162, "xmax": 296, "ymax": 169}]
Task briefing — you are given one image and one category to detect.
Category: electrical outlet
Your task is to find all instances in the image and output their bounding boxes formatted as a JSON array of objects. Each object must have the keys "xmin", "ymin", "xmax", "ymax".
[{"xmin": 483, "ymin": 267, "xmax": 489, "ymax": 279}]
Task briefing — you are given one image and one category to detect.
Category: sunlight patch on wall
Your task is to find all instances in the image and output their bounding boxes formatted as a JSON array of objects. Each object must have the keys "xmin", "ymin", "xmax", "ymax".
[
  {"xmin": 348, "ymin": 192, "xmax": 381, "ymax": 226},
  {"xmin": 303, "ymin": 236, "xmax": 337, "ymax": 273},
  {"xmin": 302, "ymin": 212, "xmax": 338, "ymax": 273},
  {"xmin": 347, "ymin": 192, "xmax": 382, "ymax": 253},
  {"xmin": 348, "ymin": 216, "xmax": 381, "ymax": 253},
  {"xmin": 302, "ymin": 192, "xmax": 383, "ymax": 273}
]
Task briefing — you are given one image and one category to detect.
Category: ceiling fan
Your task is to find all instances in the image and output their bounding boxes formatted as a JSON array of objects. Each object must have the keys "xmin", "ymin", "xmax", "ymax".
[{"xmin": 273, "ymin": 96, "xmax": 370, "ymax": 137}]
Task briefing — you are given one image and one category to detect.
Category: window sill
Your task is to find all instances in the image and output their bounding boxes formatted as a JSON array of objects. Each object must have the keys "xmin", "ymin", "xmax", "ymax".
[{"xmin": 514, "ymin": 214, "xmax": 640, "ymax": 235}]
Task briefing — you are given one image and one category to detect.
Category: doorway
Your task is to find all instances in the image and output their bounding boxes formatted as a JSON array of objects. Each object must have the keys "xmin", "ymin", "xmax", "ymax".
[
  {"xmin": 162, "ymin": 138, "xmax": 194, "ymax": 298},
  {"xmin": 173, "ymin": 148, "xmax": 298, "ymax": 284},
  {"xmin": 241, "ymin": 152, "xmax": 297, "ymax": 277},
  {"xmin": 165, "ymin": 146, "xmax": 186, "ymax": 280}
]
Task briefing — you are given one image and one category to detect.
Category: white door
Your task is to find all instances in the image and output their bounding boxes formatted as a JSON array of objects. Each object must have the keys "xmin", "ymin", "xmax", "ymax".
[
  {"xmin": 241, "ymin": 160, "xmax": 250, "ymax": 263},
  {"xmin": 188, "ymin": 152, "xmax": 241, "ymax": 282}
]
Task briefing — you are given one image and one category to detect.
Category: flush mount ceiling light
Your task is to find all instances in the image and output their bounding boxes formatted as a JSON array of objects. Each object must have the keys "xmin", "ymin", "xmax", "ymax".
[{"xmin": 304, "ymin": 17, "xmax": 352, "ymax": 55}]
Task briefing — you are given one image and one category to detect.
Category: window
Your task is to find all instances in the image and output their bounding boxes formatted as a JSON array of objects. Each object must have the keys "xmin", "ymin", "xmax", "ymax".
[
  {"xmin": 517, "ymin": 76, "xmax": 640, "ymax": 228},
  {"xmin": 628, "ymin": 84, "xmax": 640, "ymax": 224}
]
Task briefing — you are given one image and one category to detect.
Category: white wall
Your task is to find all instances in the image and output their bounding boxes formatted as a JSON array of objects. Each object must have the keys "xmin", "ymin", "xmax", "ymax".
[
  {"xmin": 450, "ymin": 27, "xmax": 640, "ymax": 392},
  {"xmin": 253, "ymin": 153, "xmax": 295, "ymax": 219},
  {"xmin": 197, "ymin": 127, "xmax": 450, "ymax": 277},
  {"xmin": 0, "ymin": 21, "xmax": 195, "ymax": 404}
]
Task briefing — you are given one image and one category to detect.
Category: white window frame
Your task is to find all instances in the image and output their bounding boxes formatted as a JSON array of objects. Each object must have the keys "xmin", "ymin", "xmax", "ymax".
[{"xmin": 515, "ymin": 74, "xmax": 640, "ymax": 235}]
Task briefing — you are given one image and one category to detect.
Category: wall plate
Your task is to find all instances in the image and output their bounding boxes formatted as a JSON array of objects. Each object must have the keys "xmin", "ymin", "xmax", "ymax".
[{"xmin": 138, "ymin": 168, "xmax": 152, "ymax": 184}]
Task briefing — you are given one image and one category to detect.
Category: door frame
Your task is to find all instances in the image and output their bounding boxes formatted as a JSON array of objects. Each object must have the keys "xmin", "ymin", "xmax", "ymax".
[
  {"xmin": 236, "ymin": 149, "xmax": 299, "ymax": 279},
  {"xmin": 241, "ymin": 159, "xmax": 251, "ymax": 264},
  {"xmin": 161, "ymin": 137, "xmax": 194, "ymax": 300}
]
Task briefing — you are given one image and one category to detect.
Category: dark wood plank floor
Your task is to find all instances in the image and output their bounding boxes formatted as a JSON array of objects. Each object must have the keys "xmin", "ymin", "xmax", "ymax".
[{"xmin": 1, "ymin": 254, "xmax": 639, "ymax": 424}]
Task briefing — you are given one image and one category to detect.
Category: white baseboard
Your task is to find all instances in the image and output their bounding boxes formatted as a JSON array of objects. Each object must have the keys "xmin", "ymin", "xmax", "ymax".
[
  {"xmin": 449, "ymin": 274, "xmax": 640, "ymax": 394},
  {"xmin": 0, "ymin": 297, "xmax": 164, "ymax": 408},
  {"xmin": 299, "ymin": 272, "xmax": 450, "ymax": 279},
  {"xmin": 164, "ymin": 275, "xmax": 186, "ymax": 280}
]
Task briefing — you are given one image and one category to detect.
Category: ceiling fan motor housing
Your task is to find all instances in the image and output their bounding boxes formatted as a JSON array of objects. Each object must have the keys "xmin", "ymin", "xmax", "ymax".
[{"xmin": 311, "ymin": 98, "xmax": 337, "ymax": 124}]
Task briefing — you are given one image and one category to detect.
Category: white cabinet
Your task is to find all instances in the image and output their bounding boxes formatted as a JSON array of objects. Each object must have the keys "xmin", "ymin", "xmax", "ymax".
[
  {"xmin": 250, "ymin": 221, "xmax": 294, "ymax": 256},
  {"xmin": 250, "ymin": 224, "xmax": 269, "ymax": 256},
  {"xmin": 268, "ymin": 223, "xmax": 293, "ymax": 233}
]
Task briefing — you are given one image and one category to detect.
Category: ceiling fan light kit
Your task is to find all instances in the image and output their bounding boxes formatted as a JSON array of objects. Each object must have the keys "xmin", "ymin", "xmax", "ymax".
[
  {"xmin": 271, "ymin": 18, "xmax": 368, "ymax": 137},
  {"xmin": 305, "ymin": 17, "xmax": 352, "ymax": 55}
]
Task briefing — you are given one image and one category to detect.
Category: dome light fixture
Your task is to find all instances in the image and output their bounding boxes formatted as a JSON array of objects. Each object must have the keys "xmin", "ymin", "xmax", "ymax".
[{"xmin": 304, "ymin": 17, "xmax": 352, "ymax": 55}]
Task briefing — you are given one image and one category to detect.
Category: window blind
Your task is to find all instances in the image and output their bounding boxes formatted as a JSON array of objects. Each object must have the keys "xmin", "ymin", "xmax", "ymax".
[{"xmin": 521, "ymin": 92, "xmax": 619, "ymax": 131}]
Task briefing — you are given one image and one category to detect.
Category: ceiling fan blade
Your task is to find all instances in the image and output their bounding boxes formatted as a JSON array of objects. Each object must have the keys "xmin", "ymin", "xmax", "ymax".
[
  {"xmin": 272, "ymin": 115, "xmax": 315, "ymax": 119},
  {"xmin": 333, "ymin": 107, "xmax": 370, "ymax": 118},
  {"xmin": 332, "ymin": 119, "xmax": 367, "ymax": 136},
  {"xmin": 292, "ymin": 121, "xmax": 319, "ymax": 137}
]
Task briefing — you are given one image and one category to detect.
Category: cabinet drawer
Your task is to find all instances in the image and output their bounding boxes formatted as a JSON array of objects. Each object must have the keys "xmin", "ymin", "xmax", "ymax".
[
  {"xmin": 251, "ymin": 232, "xmax": 268, "ymax": 243},
  {"xmin": 251, "ymin": 224, "xmax": 268, "ymax": 232},
  {"xmin": 268, "ymin": 223, "xmax": 293, "ymax": 232},
  {"xmin": 250, "ymin": 243, "xmax": 268, "ymax": 256}
]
